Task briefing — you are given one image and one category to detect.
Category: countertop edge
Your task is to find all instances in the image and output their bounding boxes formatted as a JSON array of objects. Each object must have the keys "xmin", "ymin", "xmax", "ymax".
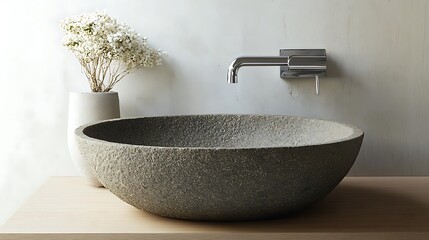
[{"xmin": 1, "ymin": 232, "xmax": 429, "ymax": 240}]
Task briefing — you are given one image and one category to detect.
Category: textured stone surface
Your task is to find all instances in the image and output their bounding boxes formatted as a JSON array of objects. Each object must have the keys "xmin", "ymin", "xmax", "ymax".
[{"xmin": 75, "ymin": 115, "xmax": 364, "ymax": 221}]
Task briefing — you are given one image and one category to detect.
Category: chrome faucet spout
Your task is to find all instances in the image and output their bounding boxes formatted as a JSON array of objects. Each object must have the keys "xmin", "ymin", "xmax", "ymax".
[
  {"xmin": 226, "ymin": 49, "xmax": 327, "ymax": 94},
  {"xmin": 227, "ymin": 56, "xmax": 289, "ymax": 83}
]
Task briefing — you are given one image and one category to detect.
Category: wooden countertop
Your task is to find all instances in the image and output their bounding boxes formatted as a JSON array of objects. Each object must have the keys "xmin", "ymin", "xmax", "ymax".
[{"xmin": 0, "ymin": 177, "xmax": 428, "ymax": 240}]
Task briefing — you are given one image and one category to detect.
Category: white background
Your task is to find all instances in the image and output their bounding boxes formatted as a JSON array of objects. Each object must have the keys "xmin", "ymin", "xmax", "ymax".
[{"xmin": 1, "ymin": 0, "xmax": 429, "ymax": 224}]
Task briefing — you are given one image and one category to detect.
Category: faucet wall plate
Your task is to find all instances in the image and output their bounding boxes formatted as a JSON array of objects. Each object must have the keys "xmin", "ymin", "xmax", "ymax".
[{"xmin": 280, "ymin": 49, "xmax": 327, "ymax": 78}]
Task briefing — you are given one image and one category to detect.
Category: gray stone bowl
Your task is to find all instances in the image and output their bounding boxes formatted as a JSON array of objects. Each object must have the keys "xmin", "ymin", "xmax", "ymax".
[{"xmin": 75, "ymin": 114, "xmax": 363, "ymax": 221}]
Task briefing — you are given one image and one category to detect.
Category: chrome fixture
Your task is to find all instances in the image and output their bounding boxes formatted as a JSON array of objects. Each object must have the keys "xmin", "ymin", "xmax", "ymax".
[{"xmin": 227, "ymin": 49, "xmax": 326, "ymax": 94}]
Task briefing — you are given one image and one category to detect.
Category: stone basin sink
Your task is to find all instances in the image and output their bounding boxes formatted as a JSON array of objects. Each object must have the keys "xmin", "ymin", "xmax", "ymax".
[{"xmin": 75, "ymin": 114, "xmax": 363, "ymax": 221}]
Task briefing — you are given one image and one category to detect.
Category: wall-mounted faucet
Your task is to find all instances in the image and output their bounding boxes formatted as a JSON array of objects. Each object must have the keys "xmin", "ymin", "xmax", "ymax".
[{"xmin": 227, "ymin": 49, "xmax": 327, "ymax": 94}]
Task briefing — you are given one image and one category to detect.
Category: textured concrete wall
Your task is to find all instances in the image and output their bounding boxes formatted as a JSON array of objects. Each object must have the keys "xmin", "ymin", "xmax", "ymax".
[{"xmin": 1, "ymin": 0, "xmax": 429, "ymax": 224}]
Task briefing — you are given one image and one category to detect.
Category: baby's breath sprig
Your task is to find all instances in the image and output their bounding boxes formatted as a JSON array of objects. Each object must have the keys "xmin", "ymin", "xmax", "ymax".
[{"xmin": 61, "ymin": 11, "xmax": 165, "ymax": 92}]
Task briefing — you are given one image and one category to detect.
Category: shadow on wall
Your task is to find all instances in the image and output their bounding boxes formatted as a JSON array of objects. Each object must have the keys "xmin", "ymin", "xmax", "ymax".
[
  {"xmin": 319, "ymin": 52, "xmax": 428, "ymax": 175},
  {"xmin": 116, "ymin": 58, "xmax": 176, "ymax": 117}
]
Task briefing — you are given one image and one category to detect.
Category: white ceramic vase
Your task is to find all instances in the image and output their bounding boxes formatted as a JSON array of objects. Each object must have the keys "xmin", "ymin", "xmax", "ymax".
[{"xmin": 67, "ymin": 91, "xmax": 120, "ymax": 187}]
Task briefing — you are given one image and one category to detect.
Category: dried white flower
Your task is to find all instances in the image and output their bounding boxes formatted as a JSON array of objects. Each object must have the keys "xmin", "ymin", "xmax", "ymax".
[{"xmin": 61, "ymin": 11, "xmax": 165, "ymax": 92}]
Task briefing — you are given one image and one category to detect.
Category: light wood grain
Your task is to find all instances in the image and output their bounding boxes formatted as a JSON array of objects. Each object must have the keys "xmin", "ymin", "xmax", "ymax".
[{"xmin": 0, "ymin": 177, "xmax": 428, "ymax": 240}]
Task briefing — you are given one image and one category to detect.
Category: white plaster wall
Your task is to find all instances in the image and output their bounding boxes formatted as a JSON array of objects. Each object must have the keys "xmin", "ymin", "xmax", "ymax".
[{"xmin": 1, "ymin": 0, "xmax": 429, "ymax": 224}]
